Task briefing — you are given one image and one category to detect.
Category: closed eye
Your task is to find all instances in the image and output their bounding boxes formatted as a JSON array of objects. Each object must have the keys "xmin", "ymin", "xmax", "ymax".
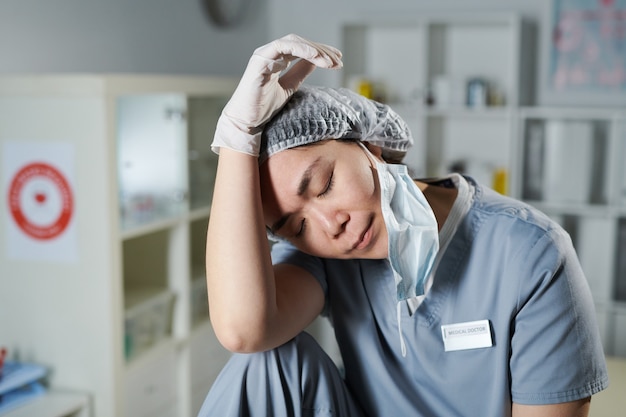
[
  {"xmin": 296, "ymin": 171, "xmax": 335, "ymax": 237},
  {"xmin": 296, "ymin": 168, "xmax": 333, "ymax": 238},
  {"xmin": 318, "ymin": 170, "xmax": 334, "ymax": 198}
]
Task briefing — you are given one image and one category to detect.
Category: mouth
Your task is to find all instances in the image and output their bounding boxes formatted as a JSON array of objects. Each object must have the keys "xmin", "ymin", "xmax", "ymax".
[{"xmin": 352, "ymin": 216, "xmax": 374, "ymax": 251}]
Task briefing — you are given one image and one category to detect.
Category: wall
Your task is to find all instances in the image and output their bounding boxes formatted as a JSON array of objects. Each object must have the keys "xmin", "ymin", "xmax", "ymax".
[
  {"xmin": 0, "ymin": 0, "xmax": 269, "ymax": 76},
  {"xmin": 0, "ymin": 0, "xmax": 550, "ymax": 92}
]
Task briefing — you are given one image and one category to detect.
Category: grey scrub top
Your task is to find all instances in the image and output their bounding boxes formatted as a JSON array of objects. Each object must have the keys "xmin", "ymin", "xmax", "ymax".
[{"xmin": 270, "ymin": 175, "xmax": 608, "ymax": 417}]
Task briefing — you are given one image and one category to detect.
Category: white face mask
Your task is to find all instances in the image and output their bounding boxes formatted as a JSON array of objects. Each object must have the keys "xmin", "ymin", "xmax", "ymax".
[{"xmin": 361, "ymin": 143, "xmax": 439, "ymax": 301}]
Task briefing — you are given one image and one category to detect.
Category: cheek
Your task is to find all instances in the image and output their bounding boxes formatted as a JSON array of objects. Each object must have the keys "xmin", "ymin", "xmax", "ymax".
[
  {"xmin": 295, "ymin": 240, "xmax": 345, "ymax": 259},
  {"xmin": 350, "ymin": 162, "xmax": 379, "ymax": 202}
]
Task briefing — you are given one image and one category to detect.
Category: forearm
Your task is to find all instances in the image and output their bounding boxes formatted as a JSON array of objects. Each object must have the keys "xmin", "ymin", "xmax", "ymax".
[
  {"xmin": 512, "ymin": 398, "xmax": 590, "ymax": 417},
  {"xmin": 205, "ymin": 148, "xmax": 276, "ymax": 352}
]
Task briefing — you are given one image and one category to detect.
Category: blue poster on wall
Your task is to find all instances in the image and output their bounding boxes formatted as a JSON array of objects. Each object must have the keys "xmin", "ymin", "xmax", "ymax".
[{"xmin": 550, "ymin": 0, "xmax": 626, "ymax": 92}]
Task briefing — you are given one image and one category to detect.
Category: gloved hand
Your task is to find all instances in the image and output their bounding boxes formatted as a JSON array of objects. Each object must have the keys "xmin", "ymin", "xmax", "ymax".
[{"xmin": 211, "ymin": 34, "xmax": 343, "ymax": 156}]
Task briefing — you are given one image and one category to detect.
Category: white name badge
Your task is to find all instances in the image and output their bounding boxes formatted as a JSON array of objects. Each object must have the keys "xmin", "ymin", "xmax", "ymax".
[{"xmin": 441, "ymin": 320, "xmax": 493, "ymax": 352}]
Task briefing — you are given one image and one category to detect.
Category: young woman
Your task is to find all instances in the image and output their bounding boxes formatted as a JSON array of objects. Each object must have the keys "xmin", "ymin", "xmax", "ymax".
[{"xmin": 199, "ymin": 34, "xmax": 608, "ymax": 417}]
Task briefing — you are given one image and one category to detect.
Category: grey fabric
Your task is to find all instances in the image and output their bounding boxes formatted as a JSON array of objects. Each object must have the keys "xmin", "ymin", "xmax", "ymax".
[
  {"xmin": 196, "ymin": 332, "xmax": 364, "ymax": 417},
  {"xmin": 260, "ymin": 85, "xmax": 413, "ymax": 164}
]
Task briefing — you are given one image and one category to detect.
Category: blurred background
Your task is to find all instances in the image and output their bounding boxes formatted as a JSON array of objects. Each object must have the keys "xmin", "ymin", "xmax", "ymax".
[{"xmin": 1, "ymin": 0, "xmax": 625, "ymax": 416}]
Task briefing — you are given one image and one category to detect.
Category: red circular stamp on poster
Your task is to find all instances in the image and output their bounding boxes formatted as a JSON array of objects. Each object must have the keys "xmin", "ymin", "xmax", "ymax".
[{"xmin": 8, "ymin": 162, "xmax": 74, "ymax": 240}]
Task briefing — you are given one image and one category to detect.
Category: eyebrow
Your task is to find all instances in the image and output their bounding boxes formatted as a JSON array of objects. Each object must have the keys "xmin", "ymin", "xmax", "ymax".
[{"xmin": 270, "ymin": 157, "xmax": 322, "ymax": 234}]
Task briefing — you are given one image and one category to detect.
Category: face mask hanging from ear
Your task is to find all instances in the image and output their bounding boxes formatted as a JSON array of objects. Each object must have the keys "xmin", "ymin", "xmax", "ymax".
[
  {"xmin": 360, "ymin": 143, "xmax": 439, "ymax": 357},
  {"xmin": 360, "ymin": 143, "xmax": 439, "ymax": 301}
]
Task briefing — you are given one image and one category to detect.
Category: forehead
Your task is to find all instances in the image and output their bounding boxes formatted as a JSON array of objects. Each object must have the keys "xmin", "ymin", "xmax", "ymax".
[
  {"xmin": 260, "ymin": 142, "xmax": 331, "ymax": 191},
  {"xmin": 258, "ymin": 144, "xmax": 315, "ymax": 227},
  {"xmin": 258, "ymin": 140, "xmax": 355, "ymax": 218},
  {"xmin": 259, "ymin": 140, "xmax": 355, "ymax": 180}
]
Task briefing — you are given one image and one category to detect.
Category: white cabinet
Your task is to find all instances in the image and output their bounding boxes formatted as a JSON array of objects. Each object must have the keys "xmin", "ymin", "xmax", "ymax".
[
  {"xmin": 0, "ymin": 75, "xmax": 237, "ymax": 416},
  {"xmin": 341, "ymin": 13, "xmax": 534, "ymax": 191},
  {"xmin": 188, "ymin": 321, "xmax": 232, "ymax": 416},
  {"xmin": 124, "ymin": 342, "xmax": 178, "ymax": 417},
  {"xmin": 515, "ymin": 107, "xmax": 626, "ymax": 356}
]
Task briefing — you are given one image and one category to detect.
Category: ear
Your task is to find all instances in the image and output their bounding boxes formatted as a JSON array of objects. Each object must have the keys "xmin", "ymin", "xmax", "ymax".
[{"xmin": 364, "ymin": 142, "xmax": 384, "ymax": 159}]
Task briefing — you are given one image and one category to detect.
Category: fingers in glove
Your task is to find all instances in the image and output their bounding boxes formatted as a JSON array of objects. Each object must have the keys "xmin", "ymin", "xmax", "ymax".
[
  {"xmin": 278, "ymin": 59, "xmax": 317, "ymax": 91},
  {"xmin": 257, "ymin": 34, "xmax": 342, "ymax": 69}
]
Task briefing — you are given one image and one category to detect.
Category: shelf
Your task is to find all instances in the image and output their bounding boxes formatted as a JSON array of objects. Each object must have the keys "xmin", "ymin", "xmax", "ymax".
[
  {"xmin": 613, "ymin": 301, "xmax": 626, "ymax": 311},
  {"xmin": 525, "ymin": 201, "xmax": 616, "ymax": 218},
  {"xmin": 120, "ymin": 215, "xmax": 184, "ymax": 241},
  {"xmin": 342, "ymin": 22, "xmax": 426, "ymax": 104},
  {"xmin": 188, "ymin": 206, "xmax": 211, "ymax": 222},
  {"xmin": 341, "ymin": 13, "xmax": 530, "ymax": 189},
  {"xmin": 342, "ymin": 15, "xmax": 527, "ymax": 107},
  {"xmin": 124, "ymin": 287, "xmax": 176, "ymax": 363},
  {"xmin": 424, "ymin": 106, "xmax": 514, "ymax": 119},
  {"xmin": 124, "ymin": 336, "xmax": 177, "ymax": 371},
  {"xmin": 519, "ymin": 106, "xmax": 624, "ymax": 119},
  {"xmin": 426, "ymin": 18, "xmax": 523, "ymax": 107},
  {"xmin": 519, "ymin": 115, "xmax": 612, "ymax": 206},
  {"xmin": 2, "ymin": 391, "xmax": 90, "ymax": 417}
]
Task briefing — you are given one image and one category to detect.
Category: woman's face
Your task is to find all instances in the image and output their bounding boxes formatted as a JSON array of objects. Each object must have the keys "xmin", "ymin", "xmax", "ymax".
[{"xmin": 259, "ymin": 140, "xmax": 388, "ymax": 259}]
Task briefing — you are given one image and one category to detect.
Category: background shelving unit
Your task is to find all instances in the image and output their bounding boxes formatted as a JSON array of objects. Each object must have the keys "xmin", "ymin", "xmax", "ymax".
[
  {"xmin": 0, "ymin": 74, "xmax": 237, "ymax": 417},
  {"xmin": 515, "ymin": 107, "xmax": 626, "ymax": 357},
  {"xmin": 341, "ymin": 13, "xmax": 535, "ymax": 190}
]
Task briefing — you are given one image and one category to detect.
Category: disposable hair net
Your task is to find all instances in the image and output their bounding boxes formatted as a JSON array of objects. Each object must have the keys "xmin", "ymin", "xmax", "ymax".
[{"xmin": 259, "ymin": 85, "xmax": 413, "ymax": 164}]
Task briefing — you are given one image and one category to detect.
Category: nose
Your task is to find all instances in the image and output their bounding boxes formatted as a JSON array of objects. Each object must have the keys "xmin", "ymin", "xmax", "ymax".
[{"xmin": 310, "ymin": 206, "xmax": 349, "ymax": 238}]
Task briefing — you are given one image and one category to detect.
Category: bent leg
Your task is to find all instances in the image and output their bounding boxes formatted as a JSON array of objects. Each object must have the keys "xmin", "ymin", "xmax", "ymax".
[{"xmin": 197, "ymin": 332, "xmax": 364, "ymax": 417}]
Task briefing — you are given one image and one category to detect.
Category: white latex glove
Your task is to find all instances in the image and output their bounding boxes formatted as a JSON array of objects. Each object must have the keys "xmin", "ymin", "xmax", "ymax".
[{"xmin": 211, "ymin": 34, "xmax": 343, "ymax": 156}]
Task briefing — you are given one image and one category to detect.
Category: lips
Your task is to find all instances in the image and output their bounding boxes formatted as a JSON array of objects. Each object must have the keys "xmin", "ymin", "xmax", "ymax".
[{"xmin": 352, "ymin": 216, "xmax": 374, "ymax": 251}]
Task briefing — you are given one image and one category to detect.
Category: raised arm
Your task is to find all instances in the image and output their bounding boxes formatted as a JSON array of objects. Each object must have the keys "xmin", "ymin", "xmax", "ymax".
[{"xmin": 205, "ymin": 35, "xmax": 342, "ymax": 353}]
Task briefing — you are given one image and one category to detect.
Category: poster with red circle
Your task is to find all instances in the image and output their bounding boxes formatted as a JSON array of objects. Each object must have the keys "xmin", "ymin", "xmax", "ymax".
[
  {"xmin": 3, "ymin": 142, "xmax": 78, "ymax": 263},
  {"xmin": 8, "ymin": 162, "xmax": 74, "ymax": 240}
]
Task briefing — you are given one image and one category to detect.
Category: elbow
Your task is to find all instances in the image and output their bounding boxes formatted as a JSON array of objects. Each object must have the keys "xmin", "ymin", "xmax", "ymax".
[
  {"xmin": 217, "ymin": 334, "xmax": 262, "ymax": 354},
  {"xmin": 211, "ymin": 318, "xmax": 271, "ymax": 353}
]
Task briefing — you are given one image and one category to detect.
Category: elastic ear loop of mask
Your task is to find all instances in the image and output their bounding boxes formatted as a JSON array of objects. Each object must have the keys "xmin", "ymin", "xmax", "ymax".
[{"xmin": 397, "ymin": 302, "xmax": 407, "ymax": 357}]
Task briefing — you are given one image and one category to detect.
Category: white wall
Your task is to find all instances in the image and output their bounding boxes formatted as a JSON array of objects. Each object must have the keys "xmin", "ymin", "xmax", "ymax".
[
  {"xmin": 267, "ymin": 0, "xmax": 550, "ymax": 92},
  {"xmin": 0, "ymin": 0, "xmax": 551, "ymax": 81},
  {"xmin": 0, "ymin": 0, "xmax": 270, "ymax": 75}
]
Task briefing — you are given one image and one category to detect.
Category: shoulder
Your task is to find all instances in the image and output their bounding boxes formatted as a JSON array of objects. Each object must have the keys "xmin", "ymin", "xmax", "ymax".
[
  {"xmin": 470, "ymin": 178, "xmax": 553, "ymax": 230},
  {"xmin": 461, "ymin": 178, "xmax": 578, "ymax": 276},
  {"xmin": 467, "ymin": 177, "xmax": 569, "ymax": 245}
]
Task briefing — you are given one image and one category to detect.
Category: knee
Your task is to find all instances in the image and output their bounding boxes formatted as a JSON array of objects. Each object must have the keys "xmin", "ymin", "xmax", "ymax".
[{"xmin": 199, "ymin": 332, "xmax": 354, "ymax": 417}]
